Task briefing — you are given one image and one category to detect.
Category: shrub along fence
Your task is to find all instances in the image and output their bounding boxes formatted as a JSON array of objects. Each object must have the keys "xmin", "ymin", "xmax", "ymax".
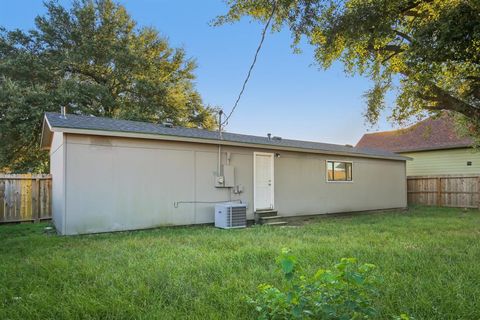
[
  {"xmin": 0, "ymin": 174, "xmax": 52, "ymax": 223},
  {"xmin": 407, "ymin": 175, "xmax": 480, "ymax": 209}
]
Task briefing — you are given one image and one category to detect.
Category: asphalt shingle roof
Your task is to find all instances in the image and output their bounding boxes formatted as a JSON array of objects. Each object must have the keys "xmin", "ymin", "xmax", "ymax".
[
  {"xmin": 44, "ymin": 112, "xmax": 407, "ymax": 160},
  {"xmin": 356, "ymin": 113, "xmax": 473, "ymax": 153}
]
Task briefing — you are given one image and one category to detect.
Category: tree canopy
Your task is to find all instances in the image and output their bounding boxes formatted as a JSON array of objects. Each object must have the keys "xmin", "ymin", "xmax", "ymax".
[
  {"xmin": 0, "ymin": 0, "xmax": 216, "ymax": 173},
  {"xmin": 217, "ymin": 0, "xmax": 480, "ymax": 142}
]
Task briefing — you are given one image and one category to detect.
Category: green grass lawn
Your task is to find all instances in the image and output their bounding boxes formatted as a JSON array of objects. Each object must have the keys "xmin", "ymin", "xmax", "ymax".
[{"xmin": 1, "ymin": 206, "xmax": 479, "ymax": 319}]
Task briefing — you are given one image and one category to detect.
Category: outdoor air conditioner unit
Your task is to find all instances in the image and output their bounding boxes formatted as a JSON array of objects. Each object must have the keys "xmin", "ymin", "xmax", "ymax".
[{"xmin": 215, "ymin": 203, "xmax": 247, "ymax": 229}]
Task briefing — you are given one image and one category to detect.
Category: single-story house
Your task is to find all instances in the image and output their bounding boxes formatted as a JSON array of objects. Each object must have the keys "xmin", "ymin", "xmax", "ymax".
[
  {"xmin": 356, "ymin": 114, "xmax": 479, "ymax": 176},
  {"xmin": 41, "ymin": 112, "xmax": 408, "ymax": 235}
]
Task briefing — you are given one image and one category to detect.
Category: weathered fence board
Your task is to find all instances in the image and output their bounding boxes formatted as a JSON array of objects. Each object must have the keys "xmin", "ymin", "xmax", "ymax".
[
  {"xmin": 407, "ymin": 175, "xmax": 480, "ymax": 208},
  {"xmin": 0, "ymin": 174, "xmax": 52, "ymax": 223}
]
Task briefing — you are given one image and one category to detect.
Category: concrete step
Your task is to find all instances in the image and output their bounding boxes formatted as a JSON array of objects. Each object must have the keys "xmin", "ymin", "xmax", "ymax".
[
  {"xmin": 259, "ymin": 215, "xmax": 284, "ymax": 222},
  {"xmin": 254, "ymin": 210, "xmax": 278, "ymax": 218},
  {"xmin": 259, "ymin": 215, "xmax": 288, "ymax": 226},
  {"xmin": 261, "ymin": 221, "xmax": 288, "ymax": 227}
]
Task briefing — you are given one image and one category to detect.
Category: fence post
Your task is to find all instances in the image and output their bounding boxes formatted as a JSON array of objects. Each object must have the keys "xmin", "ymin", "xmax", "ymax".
[
  {"xmin": 35, "ymin": 178, "xmax": 41, "ymax": 223},
  {"xmin": 478, "ymin": 176, "xmax": 480, "ymax": 210},
  {"xmin": 436, "ymin": 177, "xmax": 442, "ymax": 206}
]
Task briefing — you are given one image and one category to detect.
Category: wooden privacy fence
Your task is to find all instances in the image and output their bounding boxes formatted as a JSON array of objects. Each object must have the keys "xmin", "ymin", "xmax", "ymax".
[
  {"xmin": 407, "ymin": 175, "xmax": 480, "ymax": 208},
  {"xmin": 0, "ymin": 174, "xmax": 52, "ymax": 223}
]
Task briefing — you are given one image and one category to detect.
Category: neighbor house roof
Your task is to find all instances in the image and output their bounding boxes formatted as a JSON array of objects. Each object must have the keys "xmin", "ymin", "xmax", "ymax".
[
  {"xmin": 41, "ymin": 112, "xmax": 408, "ymax": 161},
  {"xmin": 356, "ymin": 114, "xmax": 473, "ymax": 153}
]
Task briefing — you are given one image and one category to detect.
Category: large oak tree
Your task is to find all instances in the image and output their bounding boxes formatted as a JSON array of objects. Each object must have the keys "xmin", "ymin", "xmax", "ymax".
[
  {"xmin": 0, "ymin": 0, "xmax": 216, "ymax": 173},
  {"xmin": 217, "ymin": 0, "xmax": 480, "ymax": 142}
]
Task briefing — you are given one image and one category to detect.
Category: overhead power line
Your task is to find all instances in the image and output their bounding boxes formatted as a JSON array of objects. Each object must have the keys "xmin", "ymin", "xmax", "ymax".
[{"xmin": 221, "ymin": 0, "xmax": 277, "ymax": 128}]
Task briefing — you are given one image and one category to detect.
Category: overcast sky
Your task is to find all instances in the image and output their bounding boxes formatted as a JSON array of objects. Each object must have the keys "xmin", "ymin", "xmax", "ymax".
[{"xmin": 1, "ymin": 0, "xmax": 402, "ymax": 145}]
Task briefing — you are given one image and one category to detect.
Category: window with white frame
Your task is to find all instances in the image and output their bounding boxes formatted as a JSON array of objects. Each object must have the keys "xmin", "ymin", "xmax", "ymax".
[{"xmin": 327, "ymin": 161, "xmax": 353, "ymax": 181}]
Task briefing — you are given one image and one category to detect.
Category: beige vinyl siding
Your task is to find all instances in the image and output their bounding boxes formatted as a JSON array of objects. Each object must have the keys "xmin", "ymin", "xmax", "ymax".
[{"xmin": 401, "ymin": 148, "xmax": 480, "ymax": 176}]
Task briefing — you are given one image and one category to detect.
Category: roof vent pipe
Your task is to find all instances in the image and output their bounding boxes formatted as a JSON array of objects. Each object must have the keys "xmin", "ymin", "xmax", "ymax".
[
  {"xmin": 218, "ymin": 110, "xmax": 223, "ymax": 140},
  {"xmin": 61, "ymin": 106, "xmax": 67, "ymax": 118}
]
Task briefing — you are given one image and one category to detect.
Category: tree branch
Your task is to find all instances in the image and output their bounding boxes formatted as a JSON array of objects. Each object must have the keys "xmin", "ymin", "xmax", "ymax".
[
  {"xmin": 400, "ymin": 0, "xmax": 434, "ymax": 15},
  {"xmin": 466, "ymin": 76, "xmax": 480, "ymax": 81},
  {"xmin": 403, "ymin": 10, "xmax": 423, "ymax": 18},
  {"xmin": 423, "ymin": 105, "xmax": 443, "ymax": 111},
  {"xmin": 65, "ymin": 65, "xmax": 107, "ymax": 85},
  {"xmin": 422, "ymin": 84, "xmax": 480, "ymax": 117},
  {"xmin": 393, "ymin": 30, "xmax": 413, "ymax": 43},
  {"xmin": 382, "ymin": 52, "xmax": 398, "ymax": 63},
  {"xmin": 367, "ymin": 44, "xmax": 404, "ymax": 54}
]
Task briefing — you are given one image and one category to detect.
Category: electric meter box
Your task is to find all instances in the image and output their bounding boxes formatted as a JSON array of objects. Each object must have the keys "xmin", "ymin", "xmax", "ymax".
[{"xmin": 215, "ymin": 165, "xmax": 235, "ymax": 188}]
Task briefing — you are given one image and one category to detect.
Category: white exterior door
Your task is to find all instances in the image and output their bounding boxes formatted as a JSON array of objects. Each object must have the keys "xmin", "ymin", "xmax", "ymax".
[{"xmin": 254, "ymin": 152, "xmax": 274, "ymax": 210}]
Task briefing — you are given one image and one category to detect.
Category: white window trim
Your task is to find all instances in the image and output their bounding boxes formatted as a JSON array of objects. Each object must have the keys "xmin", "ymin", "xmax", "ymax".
[{"xmin": 325, "ymin": 160, "xmax": 354, "ymax": 183}]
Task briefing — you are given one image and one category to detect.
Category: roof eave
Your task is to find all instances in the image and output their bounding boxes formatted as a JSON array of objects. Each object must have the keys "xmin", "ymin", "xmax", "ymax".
[
  {"xmin": 396, "ymin": 145, "xmax": 472, "ymax": 153},
  {"xmin": 48, "ymin": 126, "xmax": 408, "ymax": 161},
  {"xmin": 40, "ymin": 116, "xmax": 54, "ymax": 150}
]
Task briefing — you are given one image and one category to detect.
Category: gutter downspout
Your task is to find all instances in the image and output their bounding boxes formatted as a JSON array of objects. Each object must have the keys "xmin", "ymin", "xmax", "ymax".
[
  {"xmin": 218, "ymin": 145, "xmax": 221, "ymax": 175},
  {"xmin": 218, "ymin": 111, "xmax": 223, "ymax": 176}
]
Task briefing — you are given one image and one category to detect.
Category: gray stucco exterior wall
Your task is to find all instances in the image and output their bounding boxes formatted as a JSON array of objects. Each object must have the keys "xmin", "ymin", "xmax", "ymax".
[{"xmin": 51, "ymin": 133, "xmax": 407, "ymax": 235}]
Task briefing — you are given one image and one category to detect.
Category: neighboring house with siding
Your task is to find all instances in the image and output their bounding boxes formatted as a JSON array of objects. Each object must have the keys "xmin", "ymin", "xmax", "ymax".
[
  {"xmin": 40, "ymin": 112, "xmax": 408, "ymax": 235},
  {"xmin": 356, "ymin": 114, "xmax": 479, "ymax": 176}
]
